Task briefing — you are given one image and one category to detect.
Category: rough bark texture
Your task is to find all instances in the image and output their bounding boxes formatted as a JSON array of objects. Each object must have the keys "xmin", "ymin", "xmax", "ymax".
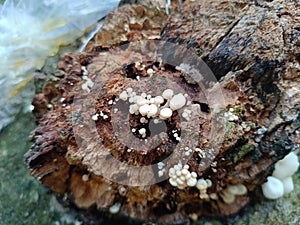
[{"xmin": 25, "ymin": 1, "xmax": 299, "ymax": 224}]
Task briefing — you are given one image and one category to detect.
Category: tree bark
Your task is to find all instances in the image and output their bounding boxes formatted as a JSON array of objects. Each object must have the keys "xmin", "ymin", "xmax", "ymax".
[{"xmin": 25, "ymin": 1, "xmax": 300, "ymax": 224}]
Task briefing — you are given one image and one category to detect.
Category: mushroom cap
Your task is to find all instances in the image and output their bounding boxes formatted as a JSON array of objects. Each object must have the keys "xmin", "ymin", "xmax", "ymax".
[
  {"xmin": 169, "ymin": 93, "xmax": 186, "ymax": 110},
  {"xmin": 159, "ymin": 107, "xmax": 172, "ymax": 119},
  {"xmin": 272, "ymin": 152, "xmax": 299, "ymax": 179},
  {"xmin": 162, "ymin": 89, "xmax": 174, "ymax": 99},
  {"xmin": 227, "ymin": 184, "xmax": 247, "ymax": 196},
  {"xmin": 262, "ymin": 176, "xmax": 284, "ymax": 200}
]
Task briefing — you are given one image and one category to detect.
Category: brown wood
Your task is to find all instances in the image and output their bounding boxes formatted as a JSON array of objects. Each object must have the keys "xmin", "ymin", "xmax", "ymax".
[{"xmin": 25, "ymin": 1, "xmax": 300, "ymax": 224}]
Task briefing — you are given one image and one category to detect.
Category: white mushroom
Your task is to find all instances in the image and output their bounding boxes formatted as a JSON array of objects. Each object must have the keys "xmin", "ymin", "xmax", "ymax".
[
  {"xmin": 147, "ymin": 104, "xmax": 158, "ymax": 117},
  {"xmin": 119, "ymin": 91, "xmax": 128, "ymax": 101},
  {"xmin": 169, "ymin": 93, "xmax": 186, "ymax": 110},
  {"xmin": 139, "ymin": 104, "xmax": 150, "ymax": 116},
  {"xmin": 272, "ymin": 151, "xmax": 299, "ymax": 180},
  {"xmin": 162, "ymin": 89, "xmax": 174, "ymax": 99},
  {"xmin": 227, "ymin": 184, "xmax": 247, "ymax": 195},
  {"xmin": 262, "ymin": 176, "xmax": 284, "ymax": 200},
  {"xmin": 281, "ymin": 176, "xmax": 294, "ymax": 195},
  {"xmin": 159, "ymin": 107, "xmax": 173, "ymax": 119}
]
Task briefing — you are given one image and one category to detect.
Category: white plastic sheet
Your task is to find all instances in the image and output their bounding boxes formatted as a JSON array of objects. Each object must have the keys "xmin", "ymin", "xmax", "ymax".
[{"xmin": 0, "ymin": 0, "xmax": 120, "ymax": 130}]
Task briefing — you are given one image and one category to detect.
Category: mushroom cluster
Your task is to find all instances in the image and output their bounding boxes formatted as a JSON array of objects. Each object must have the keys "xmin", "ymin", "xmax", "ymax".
[
  {"xmin": 262, "ymin": 152, "xmax": 299, "ymax": 199},
  {"xmin": 117, "ymin": 87, "xmax": 188, "ymax": 120},
  {"xmin": 168, "ymin": 163, "xmax": 198, "ymax": 189}
]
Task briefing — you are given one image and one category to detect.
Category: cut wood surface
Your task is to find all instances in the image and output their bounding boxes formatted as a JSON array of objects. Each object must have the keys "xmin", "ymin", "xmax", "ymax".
[{"xmin": 25, "ymin": 1, "xmax": 299, "ymax": 224}]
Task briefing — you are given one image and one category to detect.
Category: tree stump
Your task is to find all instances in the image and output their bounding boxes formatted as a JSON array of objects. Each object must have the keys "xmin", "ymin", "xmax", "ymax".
[{"xmin": 25, "ymin": 0, "xmax": 300, "ymax": 224}]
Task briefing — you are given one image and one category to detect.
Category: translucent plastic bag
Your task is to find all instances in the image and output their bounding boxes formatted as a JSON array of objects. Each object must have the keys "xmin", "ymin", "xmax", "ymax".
[{"xmin": 0, "ymin": 0, "xmax": 119, "ymax": 130}]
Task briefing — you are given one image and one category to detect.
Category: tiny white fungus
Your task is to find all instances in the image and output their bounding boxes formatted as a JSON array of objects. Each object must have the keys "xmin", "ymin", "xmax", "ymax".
[
  {"xmin": 191, "ymin": 172, "xmax": 197, "ymax": 178},
  {"xmin": 262, "ymin": 176, "xmax": 284, "ymax": 200},
  {"xmin": 126, "ymin": 87, "xmax": 133, "ymax": 94},
  {"xmin": 119, "ymin": 91, "xmax": 128, "ymax": 101},
  {"xmin": 158, "ymin": 170, "xmax": 164, "ymax": 177},
  {"xmin": 139, "ymin": 104, "xmax": 150, "ymax": 116},
  {"xmin": 137, "ymin": 98, "xmax": 148, "ymax": 106},
  {"xmin": 82, "ymin": 174, "xmax": 89, "ymax": 182},
  {"xmin": 109, "ymin": 202, "xmax": 121, "ymax": 214},
  {"xmin": 221, "ymin": 191, "xmax": 235, "ymax": 204},
  {"xmin": 129, "ymin": 104, "xmax": 138, "ymax": 114},
  {"xmin": 209, "ymin": 193, "xmax": 218, "ymax": 200},
  {"xmin": 227, "ymin": 184, "xmax": 247, "ymax": 195},
  {"xmin": 162, "ymin": 89, "xmax": 174, "ymax": 99},
  {"xmin": 272, "ymin": 151, "xmax": 299, "ymax": 180},
  {"xmin": 140, "ymin": 117, "xmax": 148, "ymax": 123},
  {"xmin": 147, "ymin": 68, "xmax": 154, "ymax": 76},
  {"xmin": 147, "ymin": 104, "xmax": 158, "ymax": 117},
  {"xmin": 187, "ymin": 178, "xmax": 197, "ymax": 187},
  {"xmin": 169, "ymin": 93, "xmax": 186, "ymax": 110},
  {"xmin": 196, "ymin": 179, "xmax": 208, "ymax": 190},
  {"xmin": 29, "ymin": 104, "xmax": 35, "ymax": 111},
  {"xmin": 139, "ymin": 128, "xmax": 146, "ymax": 134},
  {"xmin": 159, "ymin": 107, "xmax": 172, "ymax": 119},
  {"xmin": 154, "ymin": 96, "xmax": 164, "ymax": 104},
  {"xmin": 91, "ymin": 114, "xmax": 99, "ymax": 121},
  {"xmin": 150, "ymin": 98, "xmax": 155, "ymax": 104}
]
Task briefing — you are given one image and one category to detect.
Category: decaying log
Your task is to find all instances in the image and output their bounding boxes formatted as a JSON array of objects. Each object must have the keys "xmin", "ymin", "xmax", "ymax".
[{"xmin": 25, "ymin": 0, "xmax": 299, "ymax": 224}]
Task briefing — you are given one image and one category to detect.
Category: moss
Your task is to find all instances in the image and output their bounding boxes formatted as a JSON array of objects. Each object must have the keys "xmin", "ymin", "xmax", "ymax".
[
  {"xmin": 233, "ymin": 143, "xmax": 255, "ymax": 163},
  {"xmin": 225, "ymin": 121, "xmax": 236, "ymax": 134},
  {"xmin": 70, "ymin": 154, "xmax": 80, "ymax": 161}
]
